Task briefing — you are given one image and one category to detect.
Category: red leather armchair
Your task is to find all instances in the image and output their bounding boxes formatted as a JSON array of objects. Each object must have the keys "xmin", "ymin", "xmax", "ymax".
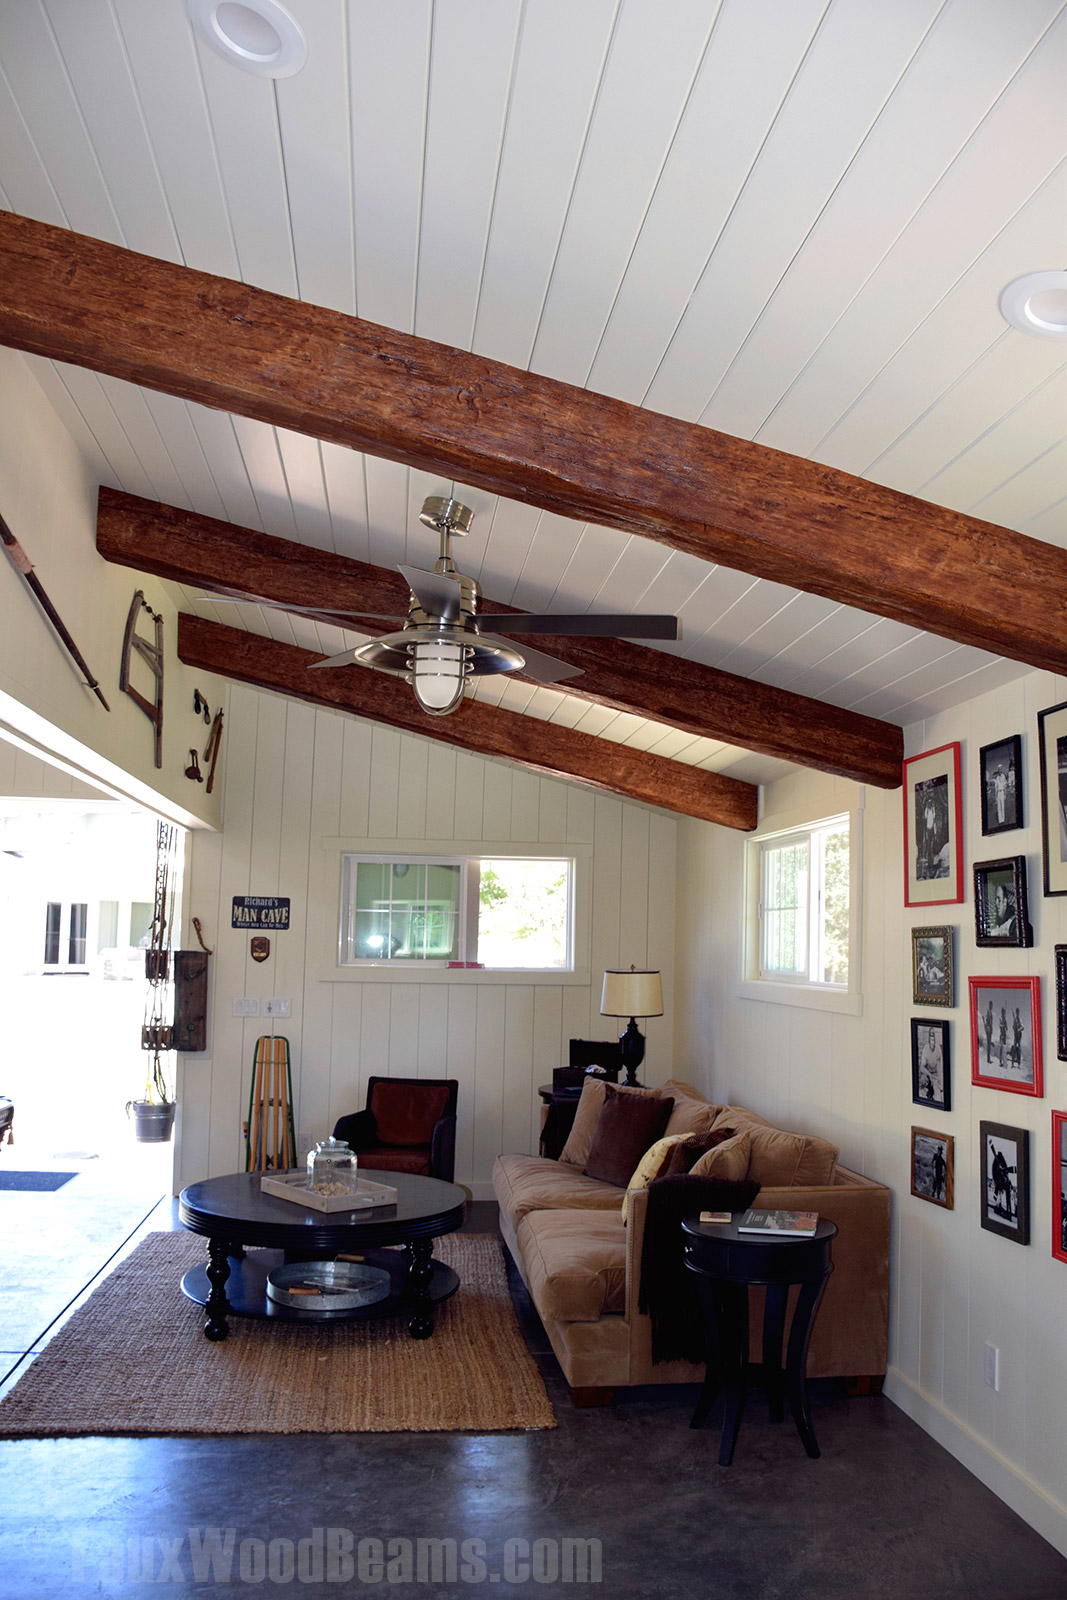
[{"xmin": 333, "ymin": 1077, "xmax": 458, "ymax": 1182}]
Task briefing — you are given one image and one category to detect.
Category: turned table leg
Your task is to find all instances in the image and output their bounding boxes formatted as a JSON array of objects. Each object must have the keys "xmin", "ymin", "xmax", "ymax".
[
  {"xmin": 406, "ymin": 1238, "xmax": 435, "ymax": 1339},
  {"xmin": 204, "ymin": 1237, "xmax": 232, "ymax": 1341}
]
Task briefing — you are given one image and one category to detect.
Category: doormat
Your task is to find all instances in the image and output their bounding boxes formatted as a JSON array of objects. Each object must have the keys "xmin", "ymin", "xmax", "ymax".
[
  {"xmin": 0, "ymin": 1171, "xmax": 77, "ymax": 1192},
  {"xmin": 0, "ymin": 1230, "xmax": 556, "ymax": 1436}
]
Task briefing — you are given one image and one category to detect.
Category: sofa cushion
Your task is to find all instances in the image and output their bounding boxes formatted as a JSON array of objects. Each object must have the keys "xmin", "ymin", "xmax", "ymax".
[
  {"xmin": 493, "ymin": 1153, "xmax": 627, "ymax": 1225},
  {"xmin": 356, "ymin": 1144, "xmax": 432, "ymax": 1176},
  {"xmin": 559, "ymin": 1078, "xmax": 663, "ymax": 1168},
  {"xmin": 713, "ymin": 1106, "xmax": 838, "ymax": 1186},
  {"xmin": 621, "ymin": 1129, "xmax": 723, "ymax": 1222},
  {"xmin": 659, "ymin": 1080, "xmax": 723, "ymax": 1140},
  {"xmin": 369, "ymin": 1081, "xmax": 451, "ymax": 1147},
  {"xmin": 688, "ymin": 1129, "xmax": 750, "ymax": 1183},
  {"xmin": 516, "ymin": 1209, "xmax": 627, "ymax": 1323},
  {"xmin": 584, "ymin": 1085, "xmax": 675, "ymax": 1188}
]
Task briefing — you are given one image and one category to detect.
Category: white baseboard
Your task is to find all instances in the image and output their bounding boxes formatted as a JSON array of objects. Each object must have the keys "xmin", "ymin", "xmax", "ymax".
[
  {"xmin": 466, "ymin": 1181, "xmax": 497, "ymax": 1203},
  {"xmin": 884, "ymin": 1369, "xmax": 1067, "ymax": 1560}
]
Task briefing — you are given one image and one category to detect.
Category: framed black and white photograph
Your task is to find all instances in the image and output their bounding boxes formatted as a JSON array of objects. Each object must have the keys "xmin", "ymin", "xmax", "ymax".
[
  {"xmin": 1052, "ymin": 1111, "xmax": 1067, "ymax": 1266},
  {"xmin": 903, "ymin": 743, "xmax": 963, "ymax": 907},
  {"xmin": 980, "ymin": 1121, "xmax": 1030, "ymax": 1244},
  {"xmin": 1037, "ymin": 700, "xmax": 1067, "ymax": 897},
  {"xmin": 969, "ymin": 976, "xmax": 1043, "ymax": 1098},
  {"xmin": 973, "ymin": 856, "xmax": 1033, "ymax": 948},
  {"xmin": 911, "ymin": 925, "xmax": 954, "ymax": 1007},
  {"xmin": 1056, "ymin": 946, "xmax": 1067, "ymax": 1063},
  {"xmin": 980, "ymin": 735, "xmax": 1023, "ymax": 835},
  {"xmin": 911, "ymin": 1019, "xmax": 950, "ymax": 1111},
  {"xmin": 911, "ymin": 1127, "xmax": 954, "ymax": 1210}
]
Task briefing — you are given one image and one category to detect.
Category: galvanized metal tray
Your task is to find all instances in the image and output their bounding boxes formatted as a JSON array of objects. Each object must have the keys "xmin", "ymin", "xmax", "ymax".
[{"xmin": 265, "ymin": 1259, "xmax": 393, "ymax": 1312}]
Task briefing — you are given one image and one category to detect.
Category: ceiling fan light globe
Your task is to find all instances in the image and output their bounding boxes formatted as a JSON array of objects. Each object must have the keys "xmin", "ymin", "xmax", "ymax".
[{"xmin": 408, "ymin": 639, "xmax": 470, "ymax": 716}]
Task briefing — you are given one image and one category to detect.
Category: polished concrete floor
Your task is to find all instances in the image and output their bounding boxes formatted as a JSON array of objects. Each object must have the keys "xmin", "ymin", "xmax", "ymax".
[{"xmin": 1, "ymin": 1177, "xmax": 1065, "ymax": 1599}]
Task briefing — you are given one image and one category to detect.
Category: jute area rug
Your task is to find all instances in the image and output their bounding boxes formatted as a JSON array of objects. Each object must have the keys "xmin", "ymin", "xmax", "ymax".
[{"xmin": 0, "ymin": 1231, "xmax": 556, "ymax": 1436}]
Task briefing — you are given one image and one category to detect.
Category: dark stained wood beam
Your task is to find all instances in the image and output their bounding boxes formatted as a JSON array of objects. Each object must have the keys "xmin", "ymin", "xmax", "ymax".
[
  {"xmin": 2, "ymin": 213, "xmax": 1065, "ymax": 679},
  {"xmin": 176, "ymin": 615, "xmax": 759, "ymax": 830},
  {"xmin": 98, "ymin": 488, "xmax": 904, "ymax": 788}
]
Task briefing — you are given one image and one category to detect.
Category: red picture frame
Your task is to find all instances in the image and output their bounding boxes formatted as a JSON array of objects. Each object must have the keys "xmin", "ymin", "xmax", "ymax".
[
  {"xmin": 969, "ymin": 976, "xmax": 1043, "ymax": 1098},
  {"xmin": 903, "ymin": 742, "xmax": 963, "ymax": 907},
  {"xmin": 1053, "ymin": 1111, "xmax": 1067, "ymax": 1265}
]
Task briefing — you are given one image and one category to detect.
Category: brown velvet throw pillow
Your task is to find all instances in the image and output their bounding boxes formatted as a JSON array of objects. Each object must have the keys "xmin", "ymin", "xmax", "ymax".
[
  {"xmin": 584, "ymin": 1085, "xmax": 674, "ymax": 1188},
  {"xmin": 656, "ymin": 1125, "xmax": 735, "ymax": 1179}
]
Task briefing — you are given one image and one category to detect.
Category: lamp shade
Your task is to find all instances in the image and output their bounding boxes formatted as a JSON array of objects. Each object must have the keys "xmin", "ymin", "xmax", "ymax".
[{"xmin": 600, "ymin": 968, "xmax": 663, "ymax": 1019}]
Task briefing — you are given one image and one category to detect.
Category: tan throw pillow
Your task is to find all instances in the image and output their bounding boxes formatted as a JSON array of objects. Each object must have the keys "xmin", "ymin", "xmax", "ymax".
[
  {"xmin": 583, "ymin": 1086, "xmax": 675, "ymax": 1189},
  {"xmin": 558, "ymin": 1078, "xmax": 662, "ymax": 1168},
  {"xmin": 620, "ymin": 1134, "xmax": 689, "ymax": 1223},
  {"xmin": 662, "ymin": 1086, "xmax": 720, "ymax": 1141},
  {"xmin": 689, "ymin": 1129, "xmax": 751, "ymax": 1183}
]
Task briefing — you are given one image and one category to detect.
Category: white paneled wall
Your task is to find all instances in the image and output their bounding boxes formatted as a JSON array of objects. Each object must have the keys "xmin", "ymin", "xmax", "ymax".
[
  {"xmin": 178, "ymin": 683, "xmax": 676, "ymax": 1196},
  {"xmin": 674, "ymin": 669, "xmax": 1067, "ymax": 1558}
]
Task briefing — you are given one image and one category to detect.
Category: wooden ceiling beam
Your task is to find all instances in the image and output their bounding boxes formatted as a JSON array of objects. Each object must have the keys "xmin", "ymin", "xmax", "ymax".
[
  {"xmin": 176, "ymin": 615, "xmax": 759, "ymax": 830},
  {"xmin": 1, "ymin": 213, "xmax": 1064, "ymax": 679},
  {"xmin": 97, "ymin": 488, "xmax": 903, "ymax": 788}
]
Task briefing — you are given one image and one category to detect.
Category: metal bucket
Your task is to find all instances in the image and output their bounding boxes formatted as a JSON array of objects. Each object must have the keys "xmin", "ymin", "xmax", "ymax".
[{"xmin": 126, "ymin": 1100, "xmax": 176, "ymax": 1142}]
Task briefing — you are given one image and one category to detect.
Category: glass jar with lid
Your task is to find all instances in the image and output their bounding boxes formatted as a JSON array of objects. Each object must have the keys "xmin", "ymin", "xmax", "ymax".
[{"xmin": 306, "ymin": 1135, "xmax": 359, "ymax": 1196}]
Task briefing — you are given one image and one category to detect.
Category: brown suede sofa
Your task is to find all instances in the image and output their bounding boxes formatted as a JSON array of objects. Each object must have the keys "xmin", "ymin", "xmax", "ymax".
[{"xmin": 492, "ymin": 1079, "xmax": 890, "ymax": 1405}]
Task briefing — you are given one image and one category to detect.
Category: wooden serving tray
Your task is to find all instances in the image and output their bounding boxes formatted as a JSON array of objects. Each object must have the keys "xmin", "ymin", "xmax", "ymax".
[{"xmin": 259, "ymin": 1171, "xmax": 398, "ymax": 1212}]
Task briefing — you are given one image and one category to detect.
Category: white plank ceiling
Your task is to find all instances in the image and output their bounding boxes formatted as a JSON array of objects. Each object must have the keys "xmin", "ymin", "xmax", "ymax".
[{"xmin": 0, "ymin": 0, "xmax": 1064, "ymax": 787}]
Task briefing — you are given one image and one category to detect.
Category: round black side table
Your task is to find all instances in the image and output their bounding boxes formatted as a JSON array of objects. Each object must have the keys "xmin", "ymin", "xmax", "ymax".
[{"xmin": 681, "ymin": 1214, "xmax": 837, "ymax": 1465}]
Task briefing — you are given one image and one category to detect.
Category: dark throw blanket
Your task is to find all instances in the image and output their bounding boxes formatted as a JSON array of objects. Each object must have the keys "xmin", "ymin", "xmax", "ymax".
[{"xmin": 638, "ymin": 1174, "xmax": 760, "ymax": 1365}]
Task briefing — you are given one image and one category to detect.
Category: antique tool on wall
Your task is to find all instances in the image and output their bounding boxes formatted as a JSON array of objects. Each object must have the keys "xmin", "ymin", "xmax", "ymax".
[
  {"xmin": 203, "ymin": 708, "xmax": 224, "ymax": 793},
  {"xmin": 245, "ymin": 1035, "xmax": 296, "ymax": 1172},
  {"xmin": 185, "ymin": 748, "xmax": 203, "ymax": 781},
  {"xmin": 0, "ymin": 509, "xmax": 110, "ymax": 709},
  {"xmin": 119, "ymin": 589, "xmax": 164, "ymax": 767}
]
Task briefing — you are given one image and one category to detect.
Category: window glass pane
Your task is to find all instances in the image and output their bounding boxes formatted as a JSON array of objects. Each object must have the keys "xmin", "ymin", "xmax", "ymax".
[
  {"xmin": 129, "ymin": 902, "xmax": 154, "ymax": 948},
  {"xmin": 43, "ymin": 902, "xmax": 61, "ymax": 965},
  {"xmin": 819, "ymin": 825, "xmax": 850, "ymax": 985},
  {"xmin": 350, "ymin": 861, "xmax": 461, "ymax": 962},
  {"xmin": 68, "ymin": 903, "xmax": 88, "ymax": 965},
  {"xmin": 97, "ymin": 900, "xmax": 119, "ymax": 952},
  {"xmin": 476, "ymin": 859, "xmax": 570, "ymax": 969},
  {"xmin": 762, "ymin": 841, "xmax": 808, "ymax": 976}
]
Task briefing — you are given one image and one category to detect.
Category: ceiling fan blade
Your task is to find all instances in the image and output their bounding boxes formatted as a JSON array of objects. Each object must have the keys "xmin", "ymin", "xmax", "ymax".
[
  {"xmin": 398, "ymin": 564, "xmax": 465, "ymax": 622},
  {"xmin": 475, "ymin": 632, "xmax": 584, "ymax": 685},
  {"xmin": 307, "ymin": 645, "xmax": 366, "ymax": 670},
  {"xmin": 476, "ymin": 612, "xmax": 680, "ymax": 640},
  {"xmin": 194, "ymin": 594, "xmax": 401, "ymax": 621}
]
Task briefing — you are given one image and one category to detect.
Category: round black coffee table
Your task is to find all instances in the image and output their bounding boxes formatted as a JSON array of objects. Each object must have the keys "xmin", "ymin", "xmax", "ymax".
[
  {"xmin": 682, "ymin": 1214, "xmax": 837, "ymax": 1464},
  {"xmin": 179, "ymin": 1170, "xmax": 466, "ymax": 1342}
]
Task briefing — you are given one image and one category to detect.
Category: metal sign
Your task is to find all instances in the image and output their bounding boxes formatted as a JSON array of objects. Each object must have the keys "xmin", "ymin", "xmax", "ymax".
[{"xmin": 232, "ymin": 896, "xmax": 290, "ymax": 931}]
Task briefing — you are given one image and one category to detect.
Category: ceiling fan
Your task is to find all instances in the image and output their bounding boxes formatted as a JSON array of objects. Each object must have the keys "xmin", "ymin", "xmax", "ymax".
[{"xmin": 200, "ymin": 497, "xmax": 681, "ymax": 717}]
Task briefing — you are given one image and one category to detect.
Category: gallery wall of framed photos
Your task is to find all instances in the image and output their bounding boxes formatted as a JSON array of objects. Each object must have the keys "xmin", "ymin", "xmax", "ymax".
[{"xmin": 905, "ymin": 697, "xmax": 1066, "ymax": 1262}]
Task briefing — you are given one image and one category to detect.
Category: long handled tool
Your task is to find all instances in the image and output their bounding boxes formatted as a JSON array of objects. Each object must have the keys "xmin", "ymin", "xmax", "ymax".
[{"xmin": 0, "ymin": 510, "xmax": 110, "ymax": 709}]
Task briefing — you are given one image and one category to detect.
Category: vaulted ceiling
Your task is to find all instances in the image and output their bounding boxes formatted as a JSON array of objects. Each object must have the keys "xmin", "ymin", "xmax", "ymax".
[{"xmin": 0, "ymin": 0, "xmax": 1063, "ymax": 805}]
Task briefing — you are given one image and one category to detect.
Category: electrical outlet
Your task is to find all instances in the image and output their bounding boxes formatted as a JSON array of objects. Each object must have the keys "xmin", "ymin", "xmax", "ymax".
[
  {"xmin": 265, "ymin": 997, "xmax": 291, "ymax": 1018},
  {"xmin": 232, "ymin": 997, "xmax": 259, "ymax": 1017},
  {"xmin": 984, "ymin": 1343, "xmax": 999, "ymax": 1390}
]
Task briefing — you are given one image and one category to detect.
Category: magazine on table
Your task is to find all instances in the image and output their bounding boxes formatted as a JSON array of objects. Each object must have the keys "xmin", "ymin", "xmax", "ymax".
[{"xmin": 737, "ymin": 1209, "xmax": 819, "ymax": 1235}]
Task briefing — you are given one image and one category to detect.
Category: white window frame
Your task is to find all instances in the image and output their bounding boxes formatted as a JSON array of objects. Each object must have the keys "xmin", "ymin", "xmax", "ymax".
[
  {"xmin": 739, "ymin": 795, "xmax": 864, "ymax": 1016},
  {"xmin": 320, "ymin": 839, "xmax": 590, "ymax": 984}
]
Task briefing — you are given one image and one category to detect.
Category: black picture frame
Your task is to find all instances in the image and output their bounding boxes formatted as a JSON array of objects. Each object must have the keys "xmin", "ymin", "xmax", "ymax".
[
  {"xmin": 979, "ymin": 735, "xmax": 1023, "ymax": 835},
  {"xmin": 1056, "ymin": 946, "xmax": 1067, "ymax": 1063},
  {"xmin": 1037, "ymin": 700, "xmax": 1067, "ymax": 897},
  {"xmin": 980, "ymin": 1121, "xmax": 1030, "ymax": 1244},
  {"xmin": 911, "ymin": 1126, "xmax": 953, "ymax": 1209},
  {"xmin": 911, "ymin": 925, "xmax": 954, "ymax": 1007},
  {"xmin": 973, "ymin": 856, "xmax": 1033, "ymax": 948},
  {"xmin": 911, "ymin": 1018, "xmax": 950, "ymax": 1111}
]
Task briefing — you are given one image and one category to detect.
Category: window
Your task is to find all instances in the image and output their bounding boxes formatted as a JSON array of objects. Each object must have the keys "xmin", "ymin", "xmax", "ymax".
[
  {"xmin": 43, "ymin": 902, "xmax": 61, "ymax": 965},
  {"xmin": 741, "ymin": 803, "xmax": 861, "ymax": 1014},
  {"xmin": 340, "ymin": 854, "xmax": 573, "ymax": 970},
  {"xmin": 759, "ymin": 818, "xmax": 850, "ymax": 986}
]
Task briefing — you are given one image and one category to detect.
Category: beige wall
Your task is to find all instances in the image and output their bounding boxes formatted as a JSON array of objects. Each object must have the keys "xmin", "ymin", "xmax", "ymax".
[
  {"xmin": 674, "ymin": 669, "xmax": 1067, "ymax": 1558},
  {"xmin": 178, "ymin": 682, "xmax": 678, "ymax": 1195},
  {"xmin": 0, "ymin": 346, "xmax": 224, "ymax": 828}
]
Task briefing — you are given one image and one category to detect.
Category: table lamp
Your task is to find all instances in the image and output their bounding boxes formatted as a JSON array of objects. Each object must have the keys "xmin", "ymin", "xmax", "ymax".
[{"xmin": 600, "ymin": 966, "xmax": 663, "ymax": 1087}]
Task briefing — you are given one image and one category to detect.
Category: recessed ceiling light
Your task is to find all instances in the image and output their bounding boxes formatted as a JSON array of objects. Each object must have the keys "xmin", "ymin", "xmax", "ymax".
[
  {"xmin": 187, "ymin": 0, "xmax": 307, "ymax": 78},
  {"xmin": 999, "ymin": 270, "xmax": 1067, "ymax": 340}
]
